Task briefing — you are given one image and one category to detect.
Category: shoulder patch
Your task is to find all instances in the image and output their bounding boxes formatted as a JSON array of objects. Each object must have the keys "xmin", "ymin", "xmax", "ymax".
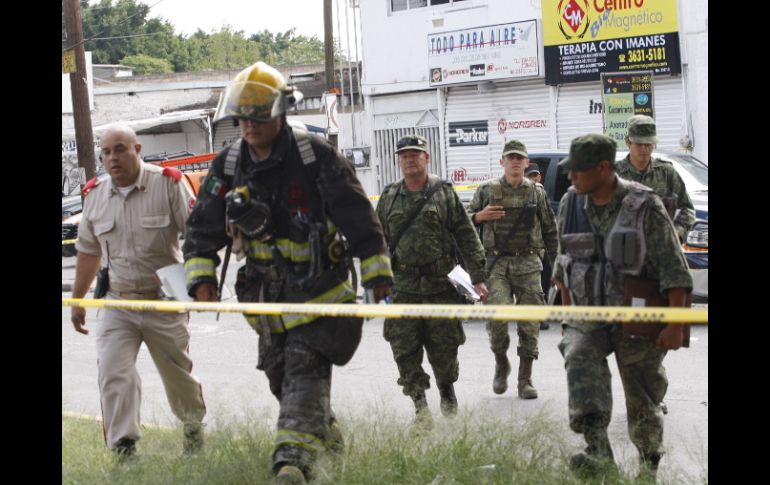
[
  {"xmin": 82, "ymin": 176, "xmax": 100, "ymax": 197},
  {"xmin": 162, "ymin": 167, "xmax": 182, "ymax": 182}
]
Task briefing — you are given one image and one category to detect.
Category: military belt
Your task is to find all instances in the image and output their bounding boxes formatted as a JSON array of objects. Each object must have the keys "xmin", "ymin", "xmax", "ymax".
[
  {"xmin": 489, "ymin": 249, "xmax": 538, "ymax": 257},
  {"xmin": 396, "ymin": 256, "xmax": 454, "ymax": 276}
]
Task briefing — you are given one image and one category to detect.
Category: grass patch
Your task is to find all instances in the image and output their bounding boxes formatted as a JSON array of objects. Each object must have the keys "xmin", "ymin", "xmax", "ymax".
[{"xmin": 62, "ymin": 410, "xmax": 704, "ymax": 484}]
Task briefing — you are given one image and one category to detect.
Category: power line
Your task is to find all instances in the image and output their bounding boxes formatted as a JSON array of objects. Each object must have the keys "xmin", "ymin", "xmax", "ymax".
[{"xmin": 62, "ymin": 0, "xmax": 168, "ymax": 53}]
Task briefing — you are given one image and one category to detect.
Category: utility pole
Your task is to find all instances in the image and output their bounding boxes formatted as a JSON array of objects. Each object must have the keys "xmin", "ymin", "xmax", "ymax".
[
  {"xmin": 63, "ymin": 0, "xmax": 97, "ymax": 198},
  {"xmin": 323, "ymin": 0, "xmax": 338, "ymax": 148}
]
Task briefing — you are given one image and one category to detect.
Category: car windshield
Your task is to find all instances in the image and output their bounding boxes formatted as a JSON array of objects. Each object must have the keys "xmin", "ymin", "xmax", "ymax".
[
  {"xmin": 617, "ymin": 151, "xmax": 708, "ymax": 193},
  {"xmin": 665, "ymin": 153, "xmax": 708, "ymax": 191}
]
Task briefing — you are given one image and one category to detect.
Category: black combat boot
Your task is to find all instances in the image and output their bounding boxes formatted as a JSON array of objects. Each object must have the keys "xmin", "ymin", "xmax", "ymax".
[
  {"xmin": 411, "ymin": 391, "xmax": 433, "ymax": 431},
  {"xmin": 637, "ymin": 451, "xmax": 663, "ymax": 482},
  {"xmin": 570, "ymin": 428, "xmax": 617, "ymax": 478},
  {"xmin": 517, "ymin": 357, "xmax": 538, "ymax": 399},
  {"xmin": 114, "ymin": 438, "xmax": 137, "ymax": 464},
  {"xmin": 437, "ymin": 383, "xmax": 458, "ymax": 417},
  {"xmin": 493, "ymin": 352, "xmax": 511, "ymax": 394},
  {"xmin": 183, "ymin": 422, "xmax": 204, "ymax": 455}
]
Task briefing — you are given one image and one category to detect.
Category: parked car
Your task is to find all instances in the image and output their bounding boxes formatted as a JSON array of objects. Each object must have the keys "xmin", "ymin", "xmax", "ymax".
[
  {"xmin": 528, "ymin": 150, "xmax": 708, "ymax": 304},
  {"xmin": 61, "ymin": 194, "xmax": 82, "ymax": 220},
  {"xmin": 61, "ymin": 153, "xmax": 213, "ymax": 257}
]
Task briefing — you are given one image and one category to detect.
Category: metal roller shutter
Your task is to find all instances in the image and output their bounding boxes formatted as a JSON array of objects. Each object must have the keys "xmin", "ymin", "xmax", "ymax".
[
  {"xmin": 556, "ymin": 76, "xmax": 685, "ymax": 150},
  {"xmin": 445, "ymin": 80, "xmax": 552, "ymax": 201}
]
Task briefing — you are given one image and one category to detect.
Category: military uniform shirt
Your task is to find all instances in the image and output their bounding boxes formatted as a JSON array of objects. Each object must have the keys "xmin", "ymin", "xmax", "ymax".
[
  {"xmin": 377, "ymin": 175, "xmax": 486, "ymax": 295},
  {"xmin": 77, "ymin": 162, "xmax": 194, "ymax": 293},
  {"xmin": 615, "ymin": 156, "xmax": 695, "ymax": 241}
]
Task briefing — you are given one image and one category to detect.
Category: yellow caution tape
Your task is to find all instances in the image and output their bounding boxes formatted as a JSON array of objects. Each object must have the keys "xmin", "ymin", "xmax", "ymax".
[
  {"xmin": 452, "ymin": 183, "xmax": 481, "ymax": 192},
  {"xmin": 62, "ymin": 239, "xmax": 77, "ymax": 245},
  {"xmin": 62, "ymin": 298, "xmax": 707, "ymax": 324}
]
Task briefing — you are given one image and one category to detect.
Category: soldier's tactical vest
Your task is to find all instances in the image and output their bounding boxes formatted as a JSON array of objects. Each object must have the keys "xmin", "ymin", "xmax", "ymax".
[
  {"xmin": 557, "ymin": 182, "xmax": 652, "ymax": 306},
  {"xmin": 481, "ymin": 178, "xmax": 538, "ymax": 253}
]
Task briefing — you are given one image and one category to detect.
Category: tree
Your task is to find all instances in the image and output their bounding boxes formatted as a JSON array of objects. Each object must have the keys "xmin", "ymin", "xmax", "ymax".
[{"xmin": 119, "ymin": 53, "xmax": 173, "ymax": 74}]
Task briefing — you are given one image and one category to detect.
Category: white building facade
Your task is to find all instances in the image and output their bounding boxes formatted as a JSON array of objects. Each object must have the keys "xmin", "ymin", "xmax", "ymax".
[{"xmin": 359, "ymin": 0, "xmax": 708, "ymax": 194}]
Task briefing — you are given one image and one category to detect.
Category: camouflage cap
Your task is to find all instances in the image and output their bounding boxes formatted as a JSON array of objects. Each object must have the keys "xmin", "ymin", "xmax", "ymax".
[
  {"xmin": 501, "ymin": 139, "xmax": 528, "ymax": 158},
  {"xmin": 558, "ymin": 134, "xmax": 617, "ymax": 172},
  {"xmin": 626, "ymin": 114, "xmax": 658, "ymax": 144},
  {"xmin": 395, "ymin": 134, "xmax": 429, "ymax": 153},
  {"xmin": 524, "ymin": 163, "xmax": 540, "ymax": 175}
]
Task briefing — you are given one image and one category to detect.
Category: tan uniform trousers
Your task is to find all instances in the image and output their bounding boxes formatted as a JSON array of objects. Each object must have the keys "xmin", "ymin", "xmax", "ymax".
[{"xmin": 95, "ymin": 291, "xmax": 206, "ymax": 449}]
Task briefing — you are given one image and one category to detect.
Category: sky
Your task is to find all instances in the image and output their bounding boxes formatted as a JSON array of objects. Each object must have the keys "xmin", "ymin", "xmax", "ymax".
[
  {"xmin": 141, "ymin": 0, "xmax": 327, "ymax": 40},
  {"xmin": 134, "ymin": 0, "xmax": 363, "ymax": 58}
]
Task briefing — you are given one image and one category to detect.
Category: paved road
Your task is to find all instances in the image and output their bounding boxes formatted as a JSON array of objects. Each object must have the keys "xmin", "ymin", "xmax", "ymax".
[{"xmin": 62, "ymin": 256, "xmax": 708, "ymax": 480}]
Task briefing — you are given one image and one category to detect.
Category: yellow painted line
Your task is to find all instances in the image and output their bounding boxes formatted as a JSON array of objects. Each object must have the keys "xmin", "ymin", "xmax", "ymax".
[{"xmin": 63, "ymin": 298, "xmax": 707, "ymax": 324}]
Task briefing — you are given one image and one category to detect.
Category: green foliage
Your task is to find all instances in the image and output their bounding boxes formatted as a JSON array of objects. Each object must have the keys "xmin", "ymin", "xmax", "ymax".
[
  {"xmin": 63, "ymin": 1, "xmax": 328, "ymax": 72},
  {"xmin": 119, "ymin": 54, "xmax": 173, "ymax": 75},
  {"xmin": 61, "ymin": 410, "xmax": 704, "ymax": 484}
]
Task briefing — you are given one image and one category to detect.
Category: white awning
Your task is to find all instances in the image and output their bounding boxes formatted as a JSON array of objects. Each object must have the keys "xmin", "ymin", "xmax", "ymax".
[{"xmin": 62, "ymin": 109, "xmax": 212, "ymax": 140}]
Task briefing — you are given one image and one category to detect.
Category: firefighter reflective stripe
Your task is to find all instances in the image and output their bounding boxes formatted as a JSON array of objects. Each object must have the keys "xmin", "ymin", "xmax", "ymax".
[
  {"xmin": 327, "ymin": 218, "xmax": 337, "ymax": 235},
  {"xmin": 248, "ymin": 239, "xmax": 311, "ymax": 263},
  {"xmin": 296, "ymin": 136, "xmax": 317, "ymax": 165},
  {"xmin": 223, "ymin": 138, "xmax": 241, "ymax": 176},
  {"xmin": 244, "ymin": 315, "xmax": 260, "ymax": 332},
  {"xmin": 360, "ymin": 254, "xmax": 393, "ymax": 283},
  {"xmin": 185, "ymin": 258, "xmax": 216, "ymax": 284},
  {"xmin": 273, "ymin": 280, "xmax": 356, "ymax": 332},
  {"xmin": 275, "ymin": 428, "xmax": 325, "ymax": 453}
]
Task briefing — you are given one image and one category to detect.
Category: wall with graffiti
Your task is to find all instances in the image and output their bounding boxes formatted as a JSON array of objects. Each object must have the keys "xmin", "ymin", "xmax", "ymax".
[{"xmin": 62, "ymin": 139, "xmax": 102, "ymax": 196}]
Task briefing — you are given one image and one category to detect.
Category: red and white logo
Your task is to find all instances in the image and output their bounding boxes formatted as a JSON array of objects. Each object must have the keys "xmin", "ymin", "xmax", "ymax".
[{"xmin": 557, "ymin": 0, "xmax": 590, "ymax": 39}]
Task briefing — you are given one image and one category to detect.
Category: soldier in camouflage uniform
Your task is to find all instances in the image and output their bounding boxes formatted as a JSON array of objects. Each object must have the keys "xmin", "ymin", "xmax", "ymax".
[
  {"xmin": 552, "ymin": 134, "xmax": 693, "ymax": 480},
  {"xmin": 376, "ymin": 134, "xmax": 488, "ymax": 426},
  {"xmin": 469, "ymin": 140, "xmax": 558, "ymax": 399},
  {"xmin": 616, "ymin": 115, "xmax": 695, "ymax": 241},
  {"xmin": 183, "ymin": 62, "xmax": 393, "ymax": 484}
]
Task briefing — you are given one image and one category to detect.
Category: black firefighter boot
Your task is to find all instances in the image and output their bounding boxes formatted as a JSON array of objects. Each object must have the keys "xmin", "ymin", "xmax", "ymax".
[
  {"xmin": 493, "ymin": 352, "xmax": 511, "ymax": 394},
  {"xmin": 411, "ymin": 391, "xmax": 433, "ymax": 431},
  {"xmin": 437, "ymin": 383, "xmax": 458, "ymax": 417},
  {"xmin": 517, "ymin": 357, "xmax": 538, "ymax": 399}
]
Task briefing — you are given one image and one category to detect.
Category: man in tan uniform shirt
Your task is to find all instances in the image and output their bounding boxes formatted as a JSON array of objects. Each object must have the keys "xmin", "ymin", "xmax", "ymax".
[{"xmin": 70, "ymin": 124, "xmax": 206, "ymax": 461}]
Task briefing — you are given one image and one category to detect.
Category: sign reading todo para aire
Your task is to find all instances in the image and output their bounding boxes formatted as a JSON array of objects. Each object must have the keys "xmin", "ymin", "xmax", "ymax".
[
  {"xmin": 601, "ymin": 70, "xmax": 654, "ymax": 146},
  {"xmin": 428, "ymin": 20, "xmax": 539, "ymax": 87}
]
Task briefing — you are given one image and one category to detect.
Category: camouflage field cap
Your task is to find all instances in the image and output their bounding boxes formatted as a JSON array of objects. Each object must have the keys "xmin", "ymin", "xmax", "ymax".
[
  {"xmin": 524, "ymin": 163, "xmax": 540, "ymax": 176},
  {"xmin": 627, "ymin": 115, "xmax": 658, "ymax": 144},
  {"xmin": 501, "ymin": 139, "xmax": 528, "ymax": 158},
  {"xmin": 395, "ymin": 134, "xmax": 429, "ymax": 153},
  {"xmin": 558, "ymin": 134, "xmax": 617, "ymax": 172}
]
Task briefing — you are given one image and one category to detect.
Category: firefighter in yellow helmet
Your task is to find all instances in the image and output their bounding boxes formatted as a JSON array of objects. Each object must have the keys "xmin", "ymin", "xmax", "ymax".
[{"xmin": 183, "ymin": 61, "xmax": 393, "ymax": 483}]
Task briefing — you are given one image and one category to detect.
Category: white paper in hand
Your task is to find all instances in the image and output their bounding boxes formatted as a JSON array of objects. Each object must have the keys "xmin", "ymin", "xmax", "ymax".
[
  {"xmin": 156, "ymin": 263, "xmax": 233, "ymax": 301},
  {"xmin": 446, "ymin": 264, "xmax": 480, "ymax": 302}
]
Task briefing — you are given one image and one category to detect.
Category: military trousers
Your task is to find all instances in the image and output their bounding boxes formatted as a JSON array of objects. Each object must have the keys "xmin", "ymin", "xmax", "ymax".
[
  {"xmin": 558, "ymin": 324, "xmax": 669, "ymax": 456},
  {"xmin": 96, "ymin": 292, "xmax": 206, "ymax": 449},
  {"xmin": 485, "ymin": 263, "xmax": 545, "ymax": 359},
  {"xmin": 259, "ymin": 317, "xmax": 353, "ymax": 475},
  {"xmin": 383, "ymin": 288, "xmax": 466, "ymax": 398}
]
